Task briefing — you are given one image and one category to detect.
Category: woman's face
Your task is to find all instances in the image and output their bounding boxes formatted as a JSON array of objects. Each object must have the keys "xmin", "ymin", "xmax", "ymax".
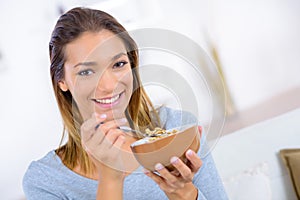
[{"xmin": 59, "ymin": 30, "xmax": 133, "ymax": 121}]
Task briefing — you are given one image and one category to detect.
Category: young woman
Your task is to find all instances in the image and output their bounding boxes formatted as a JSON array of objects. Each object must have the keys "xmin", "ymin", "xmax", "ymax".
[{"xmin": 23, "ymin": 7, "xmax": 228, "ymax": 200}]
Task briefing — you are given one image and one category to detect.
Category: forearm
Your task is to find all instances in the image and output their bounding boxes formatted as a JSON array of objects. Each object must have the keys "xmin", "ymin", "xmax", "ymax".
[{"xmin": 96, "ymin": 179, "xmax": 124, "ymax": 200}]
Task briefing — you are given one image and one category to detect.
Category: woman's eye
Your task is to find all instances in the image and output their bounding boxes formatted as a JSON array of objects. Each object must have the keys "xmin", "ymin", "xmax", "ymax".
[
  {"xmin": 77, "ymin": 69, "xmax": 94, "ymax": 76},
  {"xmin": 113, "ymin": 61, "xmax": 128, "ymax": 69}
]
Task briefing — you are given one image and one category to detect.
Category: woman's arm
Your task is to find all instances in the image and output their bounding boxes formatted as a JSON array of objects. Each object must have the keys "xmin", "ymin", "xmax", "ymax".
[
  {"xmin": 192, "ymin": 151, "xmax": 228, "ymax": 200},
  {"xmin": 81, "ymin": 113, "xmax": 128, "ymax": 200},
  {"xmin": 96, "ymin": 178, "xmax": 124, "ymax": 200}
]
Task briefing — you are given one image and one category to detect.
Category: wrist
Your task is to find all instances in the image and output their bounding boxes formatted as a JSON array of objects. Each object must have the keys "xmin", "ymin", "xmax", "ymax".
[
  {"xmin": 97, "ymin": 173, "xmax": 125, "ymax": 196},
  {"xmin": 99, "ymin": 178, "xmax": 124, "ymax": 189},
  {"xmin": 182, "ymin": 184, "xmax": 198, "ymax": 200},
  {"xmin": 167, "ymin": 183, "xmax": 198, "ymax": 200},
  {"xmin": 97, "ymin": 178, "xmax": 124, "ymax": 200},
  {"xmin": 97, "ymin": 166, "xmax": 126, "ymax": 181},
  {"xmin": 98, "ymin": 172, "xmax": 126, "ymax": 184}
]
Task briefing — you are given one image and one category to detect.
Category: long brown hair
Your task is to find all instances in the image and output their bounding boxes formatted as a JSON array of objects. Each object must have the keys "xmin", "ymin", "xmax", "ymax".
[{"xmin": 49, "ymin": 7, "xmax": 159, "ymax": 175}]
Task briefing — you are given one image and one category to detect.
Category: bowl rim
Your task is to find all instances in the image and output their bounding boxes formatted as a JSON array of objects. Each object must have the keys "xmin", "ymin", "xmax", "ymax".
[{"xmin": 130, "ymin": 123, "xmax": 198, "ymax": 147}]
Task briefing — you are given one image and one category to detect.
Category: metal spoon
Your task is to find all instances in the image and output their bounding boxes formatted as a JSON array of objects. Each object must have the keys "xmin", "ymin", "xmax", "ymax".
[{"xmin": 119, "ymin": 126, "xmax": 148, "ymax": 138}]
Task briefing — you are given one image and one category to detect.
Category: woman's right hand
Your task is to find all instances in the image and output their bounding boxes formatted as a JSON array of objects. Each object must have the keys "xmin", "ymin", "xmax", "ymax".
[{"xmin": 80, "ymin": 113, "xmax": 127, "ymax": 181}]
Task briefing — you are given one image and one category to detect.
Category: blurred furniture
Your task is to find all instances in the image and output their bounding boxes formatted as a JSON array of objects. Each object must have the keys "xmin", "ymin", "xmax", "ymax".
[{"xmin": 212, "ymin": 108, "xmax": 300, "ymax": 200}]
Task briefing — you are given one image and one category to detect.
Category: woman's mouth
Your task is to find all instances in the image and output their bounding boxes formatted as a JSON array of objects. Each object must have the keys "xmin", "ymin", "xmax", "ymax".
[{"xmin": 93, "ymin": 91, "xmax": 124, "ymax": 108}]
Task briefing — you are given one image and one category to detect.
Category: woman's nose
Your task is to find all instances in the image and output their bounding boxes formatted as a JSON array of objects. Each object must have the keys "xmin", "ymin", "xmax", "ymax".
[{"xmin": 96, "ymin": 70, "xmax": 118, "ymax": 92}]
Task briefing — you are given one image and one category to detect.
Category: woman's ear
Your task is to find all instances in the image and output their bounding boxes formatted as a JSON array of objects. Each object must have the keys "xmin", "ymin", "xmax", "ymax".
[{"xmin": 58, "ymin": 80, "xmax": 69, "ymax": 92}]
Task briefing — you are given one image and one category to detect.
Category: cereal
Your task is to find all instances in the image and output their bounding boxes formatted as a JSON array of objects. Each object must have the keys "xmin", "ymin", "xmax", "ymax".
[{"xmin": 144, "ymin": 127, "xmax": 178, "ymax": 141}]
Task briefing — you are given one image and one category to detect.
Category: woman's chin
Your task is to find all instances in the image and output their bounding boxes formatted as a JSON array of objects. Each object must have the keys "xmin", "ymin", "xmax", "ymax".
[{"xmin": 108, "ymin": 108, "xmax": 127, "ymax": 120}]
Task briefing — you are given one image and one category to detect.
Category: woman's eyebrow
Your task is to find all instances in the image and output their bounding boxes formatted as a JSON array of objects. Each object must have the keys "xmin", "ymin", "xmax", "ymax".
[
  {"xmin": 111, "ymin": 52, "xmax": 127, "ymax": 61},
  {"xmin": 73, "ymin": 52, "xmax": 127, "ymax": 68},
  {"xmin": 73, "ymin": 61, "xmax": 97, "ymax": 68}
]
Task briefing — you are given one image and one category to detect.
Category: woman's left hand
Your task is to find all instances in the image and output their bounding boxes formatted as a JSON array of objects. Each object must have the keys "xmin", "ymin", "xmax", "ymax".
[{"xmin": 144, "ymin": 149, "xmax": 202, "ymax": 200}]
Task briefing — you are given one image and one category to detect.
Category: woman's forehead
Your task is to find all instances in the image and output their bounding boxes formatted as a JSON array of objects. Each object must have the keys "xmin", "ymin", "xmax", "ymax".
[{"xmin": 65, "ymin": 30, "xmax": 127, "ymax": 67}]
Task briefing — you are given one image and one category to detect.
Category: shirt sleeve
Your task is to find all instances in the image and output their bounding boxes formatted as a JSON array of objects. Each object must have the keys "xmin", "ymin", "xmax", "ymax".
[{"xmin": 193, "ymin": 141, "xmax": 228, "ymax": 200}]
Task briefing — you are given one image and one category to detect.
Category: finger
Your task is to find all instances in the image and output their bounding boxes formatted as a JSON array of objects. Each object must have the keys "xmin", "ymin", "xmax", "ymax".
[
  {"xmin": 144, "ymin": 170, "xmax": 177, "ymax": 194},
  {"xmin": 86, "ymin": 132, "xmax": 125, "ymax": 164},
  {"xmin": 94, "ymin": 113, "xmax": 108, "ymax": 129},
  {"xmin": 144, "ymin": 170, "xmax": 162, "ymax": 184},
  {"xmin": 170, "ymin": 157, "xmax": 193, "ymax": 182},
  {"xmin": 90, "ymin": 117, "xmax": 126, "ymax": 145},
  {"xmin": 81, "ymin": 113, "xmax": 107, "ymax": 142},
  {"xmin": 198, "ymin": 126, "xmax": 203, "ymax": 138},
  {"xmin": 109, "ymin": 134, "xmax": 126, "ymax": 156},
  {"xmin": 94, "ymin": 122, "xmax": 104, "ymax": 130},
  {"xmin": 104, "ymin": 129, "xmax": 126, "ymax": 147},
  {"xmin": 83, "ymin": 117, "xmax": 126, "ymax": 153},
  {"xmin": 114, "ymin": 134, "xmax": 126, "ymax": 148},
  {"xmin": 98, "ymin": 118, "xmax": 127, "ymax": 135},
  {"xmin": 81, "ymin": 113, "xmax": 107, "ymax": 153},
  {"xmin": 87, "ymin": 117, "xmax": 126, "ymax": 147},
  {"xmin": 86, "ymin": 124, "xmax": 125, "ymax": 153},
  {"xmin": 185, "ymin": 149, "xmax": 202, "ymax": 172},
  {"xmin": 170, "ymin": 169, "xmax": 180, "ymax": 177},
  {"xmin": 154, "ymin": 163, "xmax": 183, "ymax": 188}
]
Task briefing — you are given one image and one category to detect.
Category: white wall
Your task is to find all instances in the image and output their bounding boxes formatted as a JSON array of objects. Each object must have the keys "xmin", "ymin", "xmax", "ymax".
[
  {"xmin": 97, "ymin": 0, "xmax": 300, "ymax": 112},
  {"xmin": 0, "ymin": 1, "xmax": 63, "ymax": 199},
  {"xmin": 0, "ymin": 0, "xmax": 300, "ymax": 199},
  {"xmin": 208, "ymin": 0, "xmax": 300, "ymax": 111}
]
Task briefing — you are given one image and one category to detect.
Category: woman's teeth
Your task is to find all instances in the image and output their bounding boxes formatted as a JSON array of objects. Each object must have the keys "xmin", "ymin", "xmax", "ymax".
[{"xmin": 95, "ymin": 93, "xmax": 121, "ymax": 104}]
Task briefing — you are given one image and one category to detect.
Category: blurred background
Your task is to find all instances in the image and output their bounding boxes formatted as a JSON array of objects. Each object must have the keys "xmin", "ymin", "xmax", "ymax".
[{"xmin": 0, "ymin": 0, "xmax": 299, "ymax": 199}]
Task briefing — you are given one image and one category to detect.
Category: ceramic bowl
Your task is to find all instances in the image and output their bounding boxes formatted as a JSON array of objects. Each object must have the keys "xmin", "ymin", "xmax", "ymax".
[{"xmin": 130, "ymin": 125, "xmax": 200, "ymax": 171}]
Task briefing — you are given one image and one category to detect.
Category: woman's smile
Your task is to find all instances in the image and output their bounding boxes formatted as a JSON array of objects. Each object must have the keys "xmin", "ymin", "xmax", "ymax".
[{"xmin": 93, "ymin": 91, "xmax": 125, "ymax": 109}]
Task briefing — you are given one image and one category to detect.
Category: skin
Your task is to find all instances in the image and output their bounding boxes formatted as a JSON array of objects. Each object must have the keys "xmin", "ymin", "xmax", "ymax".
[
  {"xmin": 59, "ymin": 30, "xmax": 203, "ymax": 200},
  {"xmin": 60, "ymin": 30, "xmax": 133, "ymax": 121}
]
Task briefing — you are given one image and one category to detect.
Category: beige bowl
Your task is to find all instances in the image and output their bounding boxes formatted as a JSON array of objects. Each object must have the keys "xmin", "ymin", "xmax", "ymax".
[{"xmin": 130, "ymin": 125, "xmax": 200, "ymax": 171}]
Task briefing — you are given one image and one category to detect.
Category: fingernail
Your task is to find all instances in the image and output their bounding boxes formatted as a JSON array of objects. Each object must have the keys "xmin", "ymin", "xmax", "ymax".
[
  {"xmin": 198, "ymin": 126, "xmax": 202, "ymax": 132},
  {"xmin": 95, "ymin": 113, "xmax": 107, "ymax": 119},
  {"xmin": 187, "ymin": 149, "xmax": 194, "ymax": 156},
  {"xmin": 155, "ymin": 163, "xmax": 164, "ymax": 171},
  {"xmin": 100, "ymin": 114, "xmax": 107, "ymax": 119},
  {"xmin": 170, "ymin": 156, "xmax": 179, "ymax": 164}
]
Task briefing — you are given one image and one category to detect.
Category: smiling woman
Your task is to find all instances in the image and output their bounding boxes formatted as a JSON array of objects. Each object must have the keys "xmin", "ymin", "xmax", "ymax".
[
  {"xmin": 59, "ymin": 31, "xmax": 134, "ymax": 121},
  {"xmin": 22, "ymin": 7, "xmax": 228, "ymax": 200}
]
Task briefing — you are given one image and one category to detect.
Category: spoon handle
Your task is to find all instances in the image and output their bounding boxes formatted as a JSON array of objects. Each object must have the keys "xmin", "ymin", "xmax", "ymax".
[{"xmin": 119, "ymin": 126, "xmax": 145, "ymax": 137}]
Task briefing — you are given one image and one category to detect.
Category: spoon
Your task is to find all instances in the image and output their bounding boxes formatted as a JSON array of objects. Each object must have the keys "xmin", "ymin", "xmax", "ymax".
[
  {"xmin": 118, "ymin": 126, "xmax": 148, "ymax": 138},
  {"xmin": 95, "ymin": 123, "xmax": 152, "ymax": 138}
]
